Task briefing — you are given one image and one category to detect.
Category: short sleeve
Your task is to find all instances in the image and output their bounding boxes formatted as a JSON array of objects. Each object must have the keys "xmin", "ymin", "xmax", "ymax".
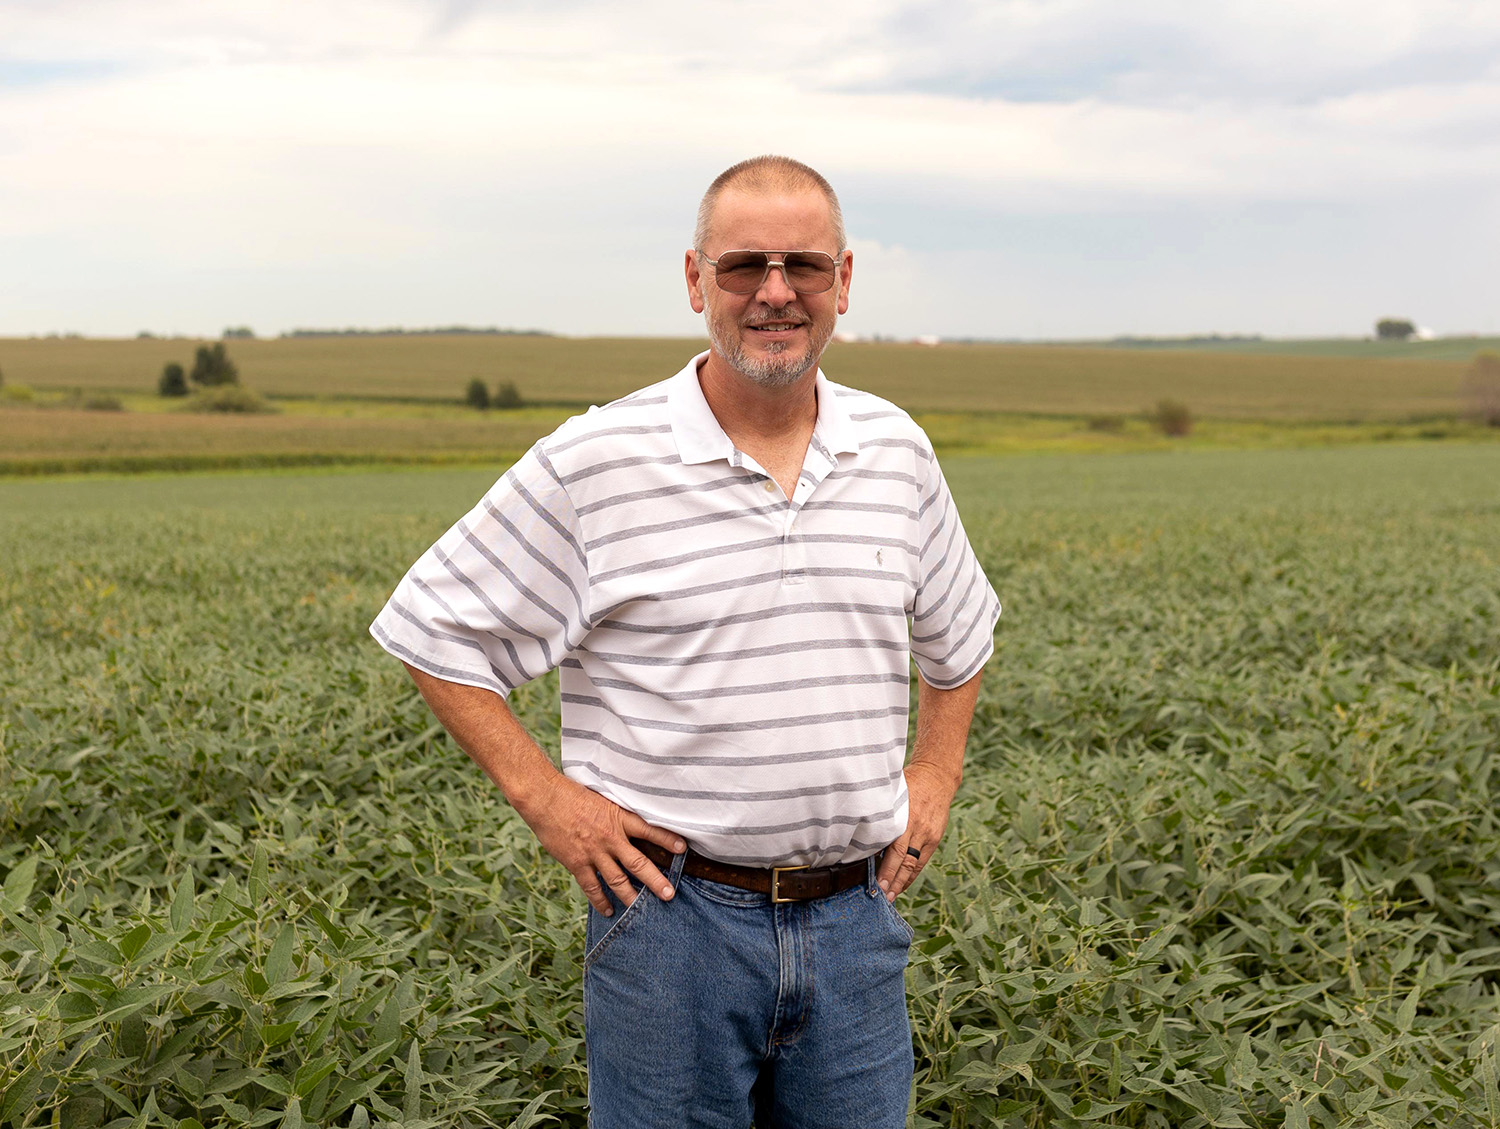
[
  {"xmin": 909, "ymin": 454, "xmax": 1001, "ymax": 688},
  {"xmin": 369, "ymin": 444, "xmax": 590, "ymax": 696}
]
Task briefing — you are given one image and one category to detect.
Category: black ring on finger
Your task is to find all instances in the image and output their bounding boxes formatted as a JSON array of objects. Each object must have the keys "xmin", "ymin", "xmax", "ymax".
[{"xmin": 906, "ymin": 845, "xmax": 921, "ymax": 859}]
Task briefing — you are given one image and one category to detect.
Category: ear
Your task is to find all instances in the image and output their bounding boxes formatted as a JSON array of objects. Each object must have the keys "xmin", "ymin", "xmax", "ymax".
[
  {"xmin": 836, "ymin": 249, "xmax": 853, "ymax": 316},
  {"xmin": 685, "ymin": 249, "xmax": 706, "ymax": 314}
]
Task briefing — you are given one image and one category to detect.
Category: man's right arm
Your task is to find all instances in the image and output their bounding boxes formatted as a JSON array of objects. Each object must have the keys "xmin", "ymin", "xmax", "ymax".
[{"xmin": 403, "ymin": 663, "xmax": 683, "ymax": 915}]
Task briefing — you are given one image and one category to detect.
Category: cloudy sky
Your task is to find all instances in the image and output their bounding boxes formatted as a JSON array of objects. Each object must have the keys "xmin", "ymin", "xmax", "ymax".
[{"xmin": 2, "ymin": 0, "xmax": 1496, "ymax": 340}]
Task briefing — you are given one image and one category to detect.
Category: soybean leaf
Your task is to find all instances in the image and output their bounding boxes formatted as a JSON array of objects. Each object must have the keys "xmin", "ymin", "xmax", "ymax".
[
  {"xmin": 170, "ymin": 870, "xmax": 196, "ymax": 932},
  {"xmin": 1, "ymin": 855, "xmax": 38, "ymax": 913},
  {"xmin": 265, "ymin": 923, "xmax": 296, "ymax": 986}
]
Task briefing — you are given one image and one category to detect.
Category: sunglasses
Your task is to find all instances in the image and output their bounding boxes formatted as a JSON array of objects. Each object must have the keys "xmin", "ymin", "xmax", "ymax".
[{"xmin": 700, "ymin": 249, "xmax": 843, "ymax": 295}]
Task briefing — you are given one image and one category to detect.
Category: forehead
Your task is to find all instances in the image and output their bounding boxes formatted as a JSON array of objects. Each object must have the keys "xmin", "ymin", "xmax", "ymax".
[{"xmin": 705, "ymin": 187, "xmax": 838, "ymax": 253}]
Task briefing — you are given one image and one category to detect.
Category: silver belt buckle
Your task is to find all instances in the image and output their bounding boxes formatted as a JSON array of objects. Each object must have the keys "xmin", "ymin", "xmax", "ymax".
[{"xmin": 770, "ymin": 864, "xmax": 810, "ymax": 903}]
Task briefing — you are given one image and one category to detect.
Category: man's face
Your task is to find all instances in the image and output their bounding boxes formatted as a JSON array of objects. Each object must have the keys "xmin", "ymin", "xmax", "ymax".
[{"xmin": 686, "ymin": 187, "xmax": 852, "ymax": 388}]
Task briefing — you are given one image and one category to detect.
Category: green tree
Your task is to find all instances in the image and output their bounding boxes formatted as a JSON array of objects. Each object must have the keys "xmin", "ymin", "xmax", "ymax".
[
  {"xmin": 1376, "ymin": 318, "xmax": 1415, "ymax": 341},
  {"xmin": 158, "ymin": 362, "xmax": 188, "ymax": 397},
  {"xmin": 190, "ymin": 342, "xmax": 239, "ymax": 387},
  {"xmin": 465, "ymin": 378, "xmax": 491, "ymax": 410},
  {"xmin": 492, "ymin": 380, "xmax": 523, "ymax": 409},
  {"xmin": 1150, "ymin": 399, "xmax": 1193, "ymax": 437}
]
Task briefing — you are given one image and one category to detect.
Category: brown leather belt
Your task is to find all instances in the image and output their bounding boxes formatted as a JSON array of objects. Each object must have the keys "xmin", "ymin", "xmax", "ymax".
[{"xmin": 632, "ymin": 838, "xmax": 870, "ymax": 904}]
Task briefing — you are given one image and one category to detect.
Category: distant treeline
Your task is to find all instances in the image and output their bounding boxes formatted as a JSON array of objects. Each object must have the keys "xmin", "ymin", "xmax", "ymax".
[
  {"xmin": 936, "ymin": 334, "xmax": 1268, "ymax": 347},
  {"xmin": 279, "ymin": 326, "xmax": 553, "ymax": 338},
  {"xmin": 1104, "ymin": 334, "xmax": 1265, "ymax": 346}
]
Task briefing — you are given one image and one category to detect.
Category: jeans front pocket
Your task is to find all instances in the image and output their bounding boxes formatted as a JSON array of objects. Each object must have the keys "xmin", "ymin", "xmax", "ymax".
[
  {"xmin": 584, "ymin": 883, "xmax": 653, "ymax": 971},
  {"xmin": 878, "ymin": 890, "xmax": 916, "ymax": 946},
  {"xmin": 680, "ymin": 871, "xmax": 770, "ymax": 907}
]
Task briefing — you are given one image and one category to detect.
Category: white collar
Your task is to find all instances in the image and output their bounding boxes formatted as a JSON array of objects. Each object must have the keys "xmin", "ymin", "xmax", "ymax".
[{"xmin": 667, "ymin": 351, "xmax": 860, "ymax": 467}]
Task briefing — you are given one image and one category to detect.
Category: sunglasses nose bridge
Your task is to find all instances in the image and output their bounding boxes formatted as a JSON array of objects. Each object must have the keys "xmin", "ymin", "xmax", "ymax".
[{"xmin": 758, "ymin": 258, "xmax": 797, "ymax": 298}]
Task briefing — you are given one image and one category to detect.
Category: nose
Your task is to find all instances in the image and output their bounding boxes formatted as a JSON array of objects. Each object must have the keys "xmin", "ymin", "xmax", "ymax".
[{"xmin": 755, "ymin": 260, "xmax": 799, "ymax": 306}]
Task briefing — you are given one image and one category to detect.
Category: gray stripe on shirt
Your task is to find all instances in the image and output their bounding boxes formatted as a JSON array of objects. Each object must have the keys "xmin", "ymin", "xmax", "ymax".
[
  {"xmin": 576, "ymin": 670, "xmax": 909, "ymax": 701},
  {"xmin": 548, "ymin": 423, "xmax": 674, "ymax": 455},
  {"xmin": 574, "ymin": 473, "xmax": 747, "ymax": 516},
  {"xmin": 593, "ymin": 600, "xmax": 907, "ymax": 635},
  {"xmin": 560, "ymin": 727, "xmax": 907, "ymax": 768},
  {"xmin": 560, "ymin": 700, "xmax": 908, "ymax": 735},
  {"xmin": 568, "ymin": 762, "xmax": 899, "ymax": 802},
  {"xmin": 578, "ymin": 635, "xmax": 909, "ymax": 666}
]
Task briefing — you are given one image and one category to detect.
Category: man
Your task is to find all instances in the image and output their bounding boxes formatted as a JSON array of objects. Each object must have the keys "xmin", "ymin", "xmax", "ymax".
[{"xmin": 370, "ymin": 155, "xmax": 1001, "ymax": 1127}]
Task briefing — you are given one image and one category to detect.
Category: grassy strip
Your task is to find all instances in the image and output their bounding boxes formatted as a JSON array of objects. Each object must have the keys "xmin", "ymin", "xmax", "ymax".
[
  {"xmin": 917, "ymin": 412, "xmax": 1500, "ymax": 456},
  {"xmin": 4, "ymin": 414, "xmax": 1498, "ymax": 480},
  {"xmin": 0, "ymin": 450, "xmax": 524, "ymax": 478}
]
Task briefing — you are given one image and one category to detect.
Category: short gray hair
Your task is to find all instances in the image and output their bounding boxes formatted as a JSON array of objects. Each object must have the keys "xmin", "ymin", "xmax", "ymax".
[{"xmin": 693, "ymin": 155, "xmax": 846, "ymax": 253}]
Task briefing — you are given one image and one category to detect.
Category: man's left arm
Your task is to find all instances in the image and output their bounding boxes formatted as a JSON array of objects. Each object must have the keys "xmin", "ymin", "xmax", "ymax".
[{"xmin": 876, "ymin": 667, "xmax": 985, "ymax": 902}]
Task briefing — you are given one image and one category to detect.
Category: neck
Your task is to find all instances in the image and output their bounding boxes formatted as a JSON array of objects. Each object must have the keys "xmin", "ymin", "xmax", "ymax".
[{"xmin": 696, "ymin": 351, "xmax": 819, "ymax": 449}]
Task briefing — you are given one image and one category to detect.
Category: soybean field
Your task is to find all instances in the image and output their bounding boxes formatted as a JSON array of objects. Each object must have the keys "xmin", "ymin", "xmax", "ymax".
[{"xmin": 3, "ymin": 443, "xmax": 1500, "ymax": 1127}]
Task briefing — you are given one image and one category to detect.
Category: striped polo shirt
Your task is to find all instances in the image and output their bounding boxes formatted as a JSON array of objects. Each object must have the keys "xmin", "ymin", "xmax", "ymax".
[{"xmin": 371, "ymin": 352, "xmax": 1001, "ymax": 867}]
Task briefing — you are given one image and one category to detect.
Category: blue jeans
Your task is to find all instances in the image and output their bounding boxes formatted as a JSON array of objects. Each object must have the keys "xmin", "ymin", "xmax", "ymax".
[{"xmin": 583, "ymin": 850, "xmax": 914, "ymax": 1128}]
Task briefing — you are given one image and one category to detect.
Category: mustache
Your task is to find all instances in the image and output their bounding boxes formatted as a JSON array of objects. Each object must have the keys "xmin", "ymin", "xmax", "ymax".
[{"xmin": 743, "ymin": 308, "xmax": 809, "ymax": 327}]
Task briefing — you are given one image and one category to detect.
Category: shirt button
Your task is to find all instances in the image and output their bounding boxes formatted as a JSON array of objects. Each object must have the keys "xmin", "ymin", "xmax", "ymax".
[{"xmin": 764, "ymin": 481, "xmax": 774, "ymax": 492}]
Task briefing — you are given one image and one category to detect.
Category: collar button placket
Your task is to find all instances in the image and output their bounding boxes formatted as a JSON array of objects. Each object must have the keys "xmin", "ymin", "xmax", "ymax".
[{"xmin": 782, "ymin": 496, "xmax": 806, "ymax": 585}]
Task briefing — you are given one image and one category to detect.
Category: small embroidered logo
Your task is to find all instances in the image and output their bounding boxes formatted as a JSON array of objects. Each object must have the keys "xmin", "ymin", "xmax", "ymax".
[{"xmin": 875, "ymin": 548, "xmax": 884, "ymax": 567}]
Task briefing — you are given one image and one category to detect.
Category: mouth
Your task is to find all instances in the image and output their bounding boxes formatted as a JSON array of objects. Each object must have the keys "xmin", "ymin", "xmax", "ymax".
[{"xmin": 745, "ymin": 320, "xmax": 806, "ymax": 338}]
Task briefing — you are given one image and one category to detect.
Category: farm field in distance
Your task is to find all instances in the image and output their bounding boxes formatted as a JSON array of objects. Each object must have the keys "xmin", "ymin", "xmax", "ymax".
[
  {"xmin": 0, "ymin": 333, "xmax": 1487, "ymax": 418},
  {"xmin": 1070, "ymin": 334, "xmax": 1500, "ymax": 362},
  {"xmin": 4, "ymin": 333, "xmax": 1498, "ymax": 475},
  {"xmin": 3, "ymin": 444, "xmax": 1500, "ymax": 1126}
]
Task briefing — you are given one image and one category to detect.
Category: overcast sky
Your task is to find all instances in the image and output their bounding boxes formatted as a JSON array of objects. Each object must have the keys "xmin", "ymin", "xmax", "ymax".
[{"xmin": 2, "ymin": 0, "xmax": 1496, "ymax": 340}]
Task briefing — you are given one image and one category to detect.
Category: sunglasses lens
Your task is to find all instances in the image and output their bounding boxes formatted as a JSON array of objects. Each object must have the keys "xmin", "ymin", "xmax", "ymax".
[
  {"xmin": 710, "ymin": 251, "xmax": 839, "ymax": 294},
  {"xmin": 782, "ymin": 253, "xmax": 837, "ymax": 293},
  {"xmin": 713, "ymin": 252, "xmax": 771, "ymax": 293}
]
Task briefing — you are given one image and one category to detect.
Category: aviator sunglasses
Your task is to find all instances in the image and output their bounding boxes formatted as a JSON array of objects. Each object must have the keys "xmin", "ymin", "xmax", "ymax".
[{"xmin": 700, "ymin": 249, "xmax": 843, "ymax": 295}]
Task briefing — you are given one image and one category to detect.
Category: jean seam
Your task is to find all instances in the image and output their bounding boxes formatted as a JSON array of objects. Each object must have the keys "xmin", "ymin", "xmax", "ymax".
[{"xmin": 783, "ymin": 903, "xmax": 814, "ymax": 1049}]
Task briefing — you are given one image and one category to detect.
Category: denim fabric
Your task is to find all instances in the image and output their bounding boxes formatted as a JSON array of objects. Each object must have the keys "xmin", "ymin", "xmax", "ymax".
[{"xmin": 583, "ymin": 851, "xmax": 914, "ymax": 1128}]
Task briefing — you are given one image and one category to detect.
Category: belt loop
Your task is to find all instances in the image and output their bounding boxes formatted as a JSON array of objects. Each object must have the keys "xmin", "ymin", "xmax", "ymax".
[
  {"xmin": 865, "ymin": 854, "xmax": 880, "ymax": 896},
  {"xmin": 669, "ymin": 846, "xmax": 689, "ymax": 884}
]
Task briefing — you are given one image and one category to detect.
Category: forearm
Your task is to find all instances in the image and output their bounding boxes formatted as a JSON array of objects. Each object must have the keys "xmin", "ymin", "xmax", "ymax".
[
  {"xmin": 401, "ymin": 662, "xmax": 560, "ymax": 820},
  {"xmin": 401, "ymin": 662, "xmax": 684, "ymax": 911},
  {"xmin": 908, "ymin": 668, "xmax": 984, "ymax": 797},
  {"xmin": 877, "ymin": 667, "xmax": 985, "ymax": 897}
]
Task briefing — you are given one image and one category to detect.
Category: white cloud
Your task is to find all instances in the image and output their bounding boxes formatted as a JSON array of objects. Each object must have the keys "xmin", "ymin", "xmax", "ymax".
[{"xmin": 0, "ymin": 0, "xmax": 1495, "ymax": 337}]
